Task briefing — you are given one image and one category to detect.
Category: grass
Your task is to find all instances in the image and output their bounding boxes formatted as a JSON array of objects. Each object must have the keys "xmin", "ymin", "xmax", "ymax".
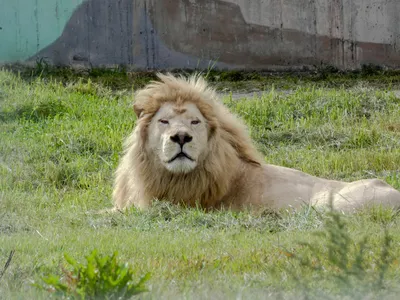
[
  {"xmin": 7, "ymin": 63, "xmax": 400, "ymax": 92},
  {"xmin": 1, "ymin": 68, "xmax": 400, "ymax": 299}
]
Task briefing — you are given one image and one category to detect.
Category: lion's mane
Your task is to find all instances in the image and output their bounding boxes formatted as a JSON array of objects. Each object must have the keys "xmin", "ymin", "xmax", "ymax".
[{"xmin": 113, "ymin": 73, "xmax": 263, "ymax": 209}]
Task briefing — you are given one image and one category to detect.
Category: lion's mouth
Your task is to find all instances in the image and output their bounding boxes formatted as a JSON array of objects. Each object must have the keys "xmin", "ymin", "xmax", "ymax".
[{"xmin": 168, "ymin": 152, "xmax": 194, "ymax": 163}]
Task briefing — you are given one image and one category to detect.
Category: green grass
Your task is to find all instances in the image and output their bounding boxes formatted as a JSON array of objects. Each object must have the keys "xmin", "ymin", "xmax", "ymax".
[
  {"xmin": 1, "ymin": 69, "xmax": 400, "ymax": 299},
  {"xmin": 7, "ymin": 63, "xmax": 400, "ymax": 91}
]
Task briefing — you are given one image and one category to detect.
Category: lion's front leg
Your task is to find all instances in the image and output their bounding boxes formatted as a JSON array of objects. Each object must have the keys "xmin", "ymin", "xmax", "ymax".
[{"xmin": 113, "ymin": 165, "xmax": 151, "ymax": 210}]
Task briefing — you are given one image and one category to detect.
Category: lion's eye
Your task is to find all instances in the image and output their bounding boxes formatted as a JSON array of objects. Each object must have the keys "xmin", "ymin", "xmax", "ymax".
[
  {"xmin": 191, "ymin": 120, "xmax": 201, "ymax": 125},
  {"xmin": 159, "ymin": 119, "xmax": 169, "ymax": 124}
]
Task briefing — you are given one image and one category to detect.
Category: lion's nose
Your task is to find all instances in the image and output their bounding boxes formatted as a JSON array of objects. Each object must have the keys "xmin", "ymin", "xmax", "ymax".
[{"xmin": 170, "ymin": 132, "xmax": 193, "ymax": 146}]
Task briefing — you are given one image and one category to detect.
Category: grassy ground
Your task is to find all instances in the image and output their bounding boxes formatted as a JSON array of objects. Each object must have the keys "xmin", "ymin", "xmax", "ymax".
[
  {"xmin": 8, "ymin": 63, "xmax": 400, "ymax": 91},
  {"xmin": 1, "ymin": 68, "xmax": 400, "ymax": 299}
]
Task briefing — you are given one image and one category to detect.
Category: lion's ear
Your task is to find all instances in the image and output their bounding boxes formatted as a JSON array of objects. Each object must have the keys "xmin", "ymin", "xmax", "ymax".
[{"xmin": 133, "ymin": 103, "xmax": 144, "ymax": 119}]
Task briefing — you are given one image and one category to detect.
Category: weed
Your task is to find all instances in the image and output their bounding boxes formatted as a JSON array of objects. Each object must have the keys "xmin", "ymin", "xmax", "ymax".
[
  {"xmin": 279, "ymin": 210, "xmax": 395, "ymax": 298},
  {"xmin": 32, "ymin": 57, "xmax": 50, "ymax": 76},
  {"xmin": 36, "ymin": 250, "xmax": 150, "ymax": 299}
]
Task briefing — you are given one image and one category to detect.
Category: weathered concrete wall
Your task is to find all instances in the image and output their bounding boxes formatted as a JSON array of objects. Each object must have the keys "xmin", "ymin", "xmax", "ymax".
[{"xmin": 1, "ymin": 0, "xmax": 400, "ymax": 70}]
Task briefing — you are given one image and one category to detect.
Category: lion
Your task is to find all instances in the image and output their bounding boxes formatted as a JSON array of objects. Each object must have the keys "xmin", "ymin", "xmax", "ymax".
[{"xmin": 112, "ymin": 73, "xmax": 400, "ymax": 213}]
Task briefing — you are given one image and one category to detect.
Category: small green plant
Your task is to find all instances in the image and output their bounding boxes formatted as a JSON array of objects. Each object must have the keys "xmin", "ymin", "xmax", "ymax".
[
  {"xmin": 33, "ymin": 57, "xmax": 50, "ymax": 76},
  {"xmin": 36, "ymin": 249, "xmax": 150, "ymax": 299}
]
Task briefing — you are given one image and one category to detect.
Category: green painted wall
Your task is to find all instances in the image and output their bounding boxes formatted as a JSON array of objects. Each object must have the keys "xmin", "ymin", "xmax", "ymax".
[{"xmin": 0, "ymin": 0, "xmax": 84, "ymax": 62}]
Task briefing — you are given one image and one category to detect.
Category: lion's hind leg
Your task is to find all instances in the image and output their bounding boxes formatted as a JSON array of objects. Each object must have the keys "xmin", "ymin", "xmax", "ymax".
[{"xmin": 333, "ymin": 179, "xmax": 400, "ymax": 212}]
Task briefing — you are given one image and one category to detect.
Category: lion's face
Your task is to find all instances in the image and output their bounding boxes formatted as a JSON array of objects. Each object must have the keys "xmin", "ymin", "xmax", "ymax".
[{"xmin": 147, "ymin": 102, "xmax": 209, "ymax": 174}]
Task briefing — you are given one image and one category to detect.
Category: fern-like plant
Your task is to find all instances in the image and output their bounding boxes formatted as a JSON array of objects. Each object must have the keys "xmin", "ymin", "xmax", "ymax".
[{"xmin": 280, "ymin": 210, "xmax": 394, "ymax": 298}]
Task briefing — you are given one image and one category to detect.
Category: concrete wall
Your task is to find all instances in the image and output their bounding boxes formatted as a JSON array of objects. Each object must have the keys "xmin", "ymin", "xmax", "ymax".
[{"xmin": 1, "ymin": 0, "xmax": 400, "ymax": 70}]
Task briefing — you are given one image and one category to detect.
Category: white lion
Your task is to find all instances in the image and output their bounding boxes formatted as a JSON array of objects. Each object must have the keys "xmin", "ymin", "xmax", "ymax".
[{"xmin": 112, "ymin": 73, "xmax": 400, "ymax": 213}]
